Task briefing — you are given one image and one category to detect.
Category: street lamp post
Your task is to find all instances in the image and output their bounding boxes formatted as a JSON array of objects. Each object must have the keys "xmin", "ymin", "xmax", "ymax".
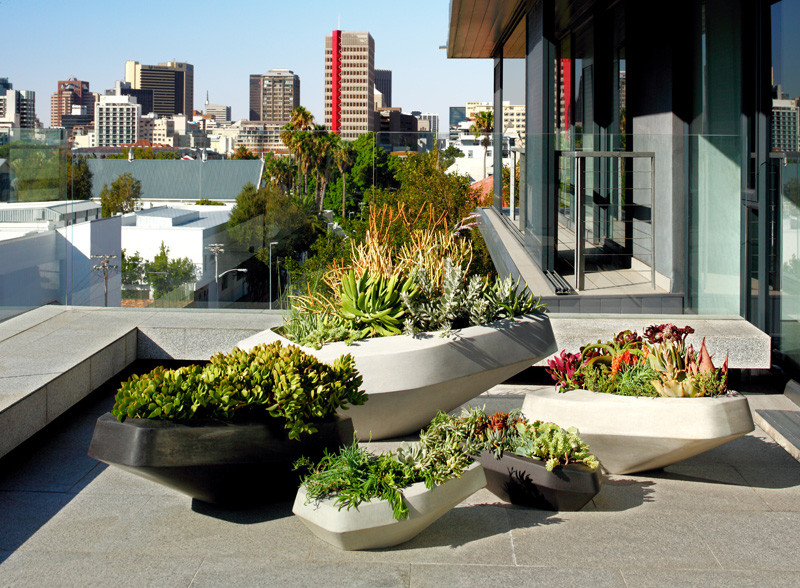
[
  {"xmin": 269, "ymin": 241, "xmax": 279, "ymax": 310},
  {"xmin": 216, "ymin": 268, "xmax": 248, "ymax": 307},
  {"xmin": 205, "ymin": 243, "xmax": 224, "ymax": 308}
]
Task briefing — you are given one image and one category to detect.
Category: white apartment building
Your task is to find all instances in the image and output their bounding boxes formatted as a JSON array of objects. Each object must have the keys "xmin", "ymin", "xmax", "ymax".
[
  {"xmin": 0, "ymin": 89, "xmax": 36, "ymax": 129},
  {"xmin": 325, "ymin": 30, "xmax": 375, "ymax": 139},
  {"xmin": 772, "ymin": 98, "xmax": 799, "ymax": 152},
  {"xmin": 466, "ymin": 100, "xmax": 526, "ymax": 136},
  {"xmin": 95, "ymin": 95, "xmax": 140, "ymax": 147},
  {"xmin": 416, "ymin": 112, "xmax": 440, "ymax": 136}
]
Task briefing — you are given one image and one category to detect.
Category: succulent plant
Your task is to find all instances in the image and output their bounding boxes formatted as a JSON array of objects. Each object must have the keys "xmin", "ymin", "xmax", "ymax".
[
  {"xmin": 339, "ymin": 268, "xmax": 417, "ymax": 338},
  {"xmin": 422, "ymin": 408, "xmax": 598, "ymax": 472},
  {"xmin": 647, "ymin": 336, "xmax": 728, "ymax": 397},
  {"xmin": 545, "ymin": 350, "xmax": 585, "ymax": 392}
]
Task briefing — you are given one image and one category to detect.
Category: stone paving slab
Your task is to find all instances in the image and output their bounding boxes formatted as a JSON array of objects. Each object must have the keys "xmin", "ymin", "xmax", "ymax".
[{"xmin": 2, "ymin": 377, "xmax": 800, "ymax": 586}]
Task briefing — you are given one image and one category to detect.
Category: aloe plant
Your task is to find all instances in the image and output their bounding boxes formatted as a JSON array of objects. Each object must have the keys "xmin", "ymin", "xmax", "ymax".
[{"xmin": 339, "ymin": 268, "xmax": 417, "ymax": 338}]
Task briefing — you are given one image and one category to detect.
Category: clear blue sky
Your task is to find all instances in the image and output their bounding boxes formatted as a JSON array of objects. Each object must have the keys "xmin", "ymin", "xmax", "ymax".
[{"xmin": 1, "ymin": 0, "xmax": 492, "ymax": 128}]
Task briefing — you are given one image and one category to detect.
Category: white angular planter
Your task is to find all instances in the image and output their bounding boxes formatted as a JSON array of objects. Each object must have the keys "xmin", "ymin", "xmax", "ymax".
[
  {"xmin": 521, "ymin": 388, "xmax": 755, "ymax": 475},
  {"xmin": 238, "ymin": 314, "xmax": 556, "ymax": 440},
  {"xmin": 292, "ymin": 462, "xmax": 486, "ymax": 550}
]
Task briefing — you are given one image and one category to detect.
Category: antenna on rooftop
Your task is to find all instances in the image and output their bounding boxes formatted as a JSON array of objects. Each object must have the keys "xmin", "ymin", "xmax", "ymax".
[{"xmin": 338, "ymin": 15, "xmax": 341, "ymax": 29}]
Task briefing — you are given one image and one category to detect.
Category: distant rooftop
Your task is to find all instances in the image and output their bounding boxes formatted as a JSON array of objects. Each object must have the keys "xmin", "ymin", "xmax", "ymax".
[{"xmin": 87, "ymin": 159, "xmax": 263, "ymax": 201}]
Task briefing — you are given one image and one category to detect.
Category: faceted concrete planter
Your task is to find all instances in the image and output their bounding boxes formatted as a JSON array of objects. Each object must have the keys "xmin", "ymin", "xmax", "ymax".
[
  {"xmin": 521, "ymin": 388, "xmax": 755, "ymax": 475},
  {"xmin": 238, "ymin": 313, "xmax": 556, "ymax": 440},
  {"xmin": 292, "ymin": 462, "xmax": 486, "ymax": 550},
  {"xmin": 476, "ymin": 450, "xmax": 601, "ymax": 510},
  {"xmin": 88, "ymin": 413, "xmax": 354, "ymax": 506}
]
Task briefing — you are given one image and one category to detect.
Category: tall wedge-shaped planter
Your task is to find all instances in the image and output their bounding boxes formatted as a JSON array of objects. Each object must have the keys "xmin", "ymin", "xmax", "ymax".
[
  {"xmin": 239, "ymin": 313, "xmax": 557, "ymax": 440},
  {"xmin": 522, "ymin": 388, "xmax": 754, "ymax": 475}
]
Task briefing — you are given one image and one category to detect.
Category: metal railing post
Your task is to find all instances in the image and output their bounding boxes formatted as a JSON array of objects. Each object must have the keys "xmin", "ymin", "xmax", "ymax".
[
  {"xmin": 575, "ymin": 156, "xmax": 585, "ymax": 291},
  {"xmin": 650, "ymin": 154, "xmax": 656, "ymax": 290}
]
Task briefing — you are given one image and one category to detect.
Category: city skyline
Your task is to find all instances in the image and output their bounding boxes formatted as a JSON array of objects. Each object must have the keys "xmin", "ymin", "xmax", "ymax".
[{"xmin": 1, "ymin": 0, "xmax": 491, "ymax": 129}]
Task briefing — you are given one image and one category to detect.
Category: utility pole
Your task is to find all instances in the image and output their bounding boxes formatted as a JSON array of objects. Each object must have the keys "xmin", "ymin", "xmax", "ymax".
[{"xmin": 91, "ymin": 254, "xmax": 119, "ymax": 307}]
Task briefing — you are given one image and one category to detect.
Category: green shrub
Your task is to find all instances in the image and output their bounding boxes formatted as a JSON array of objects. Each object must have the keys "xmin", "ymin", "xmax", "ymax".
[
  {"xmin": 112, "ymin": 342, "xmax": 366, "ymax": 440},
  {"xmin": 296, "ymin": 437, "xmax": 469, "ymax": 521}
]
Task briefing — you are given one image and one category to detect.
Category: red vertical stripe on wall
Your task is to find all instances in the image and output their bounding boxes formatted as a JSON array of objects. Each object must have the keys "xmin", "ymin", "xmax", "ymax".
[
  {"xmin": 562, "ymin": 58, "xmax": 571, "ymax": 130},
  {"xmin": 332, "ymin": 30, "xmax": 342, "ymax": 134}
]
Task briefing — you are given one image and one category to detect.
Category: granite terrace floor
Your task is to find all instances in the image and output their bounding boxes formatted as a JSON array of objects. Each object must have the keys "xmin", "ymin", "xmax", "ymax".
[{"xmin": 1, "ymin": 370, "xmax": 799, "ymax": 587}]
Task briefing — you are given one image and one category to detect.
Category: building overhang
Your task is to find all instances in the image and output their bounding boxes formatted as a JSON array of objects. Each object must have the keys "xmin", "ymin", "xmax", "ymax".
[
  {"xmin": 447, "ymin": 0, "xmax": 529, "ymax": 59},
  {"xmin": 447, "ymin": 0, "xmax": 601, "ymax": 59}
]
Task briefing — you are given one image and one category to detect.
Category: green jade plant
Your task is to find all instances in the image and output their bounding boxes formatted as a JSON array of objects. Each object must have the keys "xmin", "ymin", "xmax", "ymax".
[{"xmin": 112, "ymin": 341, "xmax": 366, "ymax": 440}]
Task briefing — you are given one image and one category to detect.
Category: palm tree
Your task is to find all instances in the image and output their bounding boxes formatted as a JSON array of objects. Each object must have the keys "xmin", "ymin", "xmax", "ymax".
[
  {"xmin": 310, "ymin": 127, "xmax": 336, "ymax": 212},
  {"xmin": 469, "ymin": 110, "xmax": 494, "ymax": 180},
  {"xmin": 332, "ymin": 137, "xmax": 355, "ymax": 218},
  {"xmin": 280, "ymin": 107, "xmax": 316, "ymax": 198}
]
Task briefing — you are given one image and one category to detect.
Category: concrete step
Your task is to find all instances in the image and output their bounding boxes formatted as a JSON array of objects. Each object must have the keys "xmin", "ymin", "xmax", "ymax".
[{"xmin": 754, "ymin": 409, "xmax": 800, "ymax": 463}]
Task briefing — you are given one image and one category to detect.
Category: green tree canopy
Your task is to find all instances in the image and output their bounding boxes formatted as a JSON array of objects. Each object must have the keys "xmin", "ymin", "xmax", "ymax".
[
  {"xmin": 121, "ymin": 249, "xmax": 145, "ymax": 285},
  {"xmin": 100, "ymin": 173, "xmax": 141, "ymax": 217},
  {"xmin": 232, "ymin": 146, "xmax": 258, "ymax": 160},
  {"xmin": 144, "ymin": 243, "xmax": 196, "ymax": 298},
  {"xmin": 66, "ymin": 155, "xmax": 93, "ymax": 199}
]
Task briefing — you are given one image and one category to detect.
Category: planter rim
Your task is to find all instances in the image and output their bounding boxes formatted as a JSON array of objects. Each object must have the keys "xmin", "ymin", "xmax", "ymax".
[
  {"xmin": 552, "ymin": 388, "xmax": 746, "ymax": 403},
  {"xmin": 476, "ymin": 448, "xmax": 598, "ymax": 474},
  {"xmin": 258, "ymin": 312, "xmax": 548, "ymax": 354}
]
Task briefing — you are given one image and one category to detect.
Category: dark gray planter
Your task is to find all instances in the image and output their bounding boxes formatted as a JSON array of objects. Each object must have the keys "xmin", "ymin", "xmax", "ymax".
[
  {"xmin": 476, "ymin": 450, "xmax": 601, "ymax": 511},
  {"xmin": 88, "ymin": 413, "xmax": 354, "ymax": 506}
]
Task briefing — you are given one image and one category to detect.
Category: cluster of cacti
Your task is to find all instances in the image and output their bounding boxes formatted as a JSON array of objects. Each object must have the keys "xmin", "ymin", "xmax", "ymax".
[
  {"xmin": 112, "ymin": 342, "xmax": 366, "ymax": 440},
  {"xmin": 546, "ymin": 323, "xmax": 729, "ymax": 398},
  {"xmin": 422, "ymin": 408, "xmax": 598, "ymax": 472}
]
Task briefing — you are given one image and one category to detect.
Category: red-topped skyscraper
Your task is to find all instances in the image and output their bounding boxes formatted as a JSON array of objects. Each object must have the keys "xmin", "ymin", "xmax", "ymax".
[{"xmin": 324, "ymin": 30, "xmax": 375, "ymax": 139}]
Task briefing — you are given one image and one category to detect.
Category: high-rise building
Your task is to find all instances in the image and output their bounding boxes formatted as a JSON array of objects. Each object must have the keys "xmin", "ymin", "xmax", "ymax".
[
  {"xmin": 325, "ymin": 30, "xmax": 375, "ymax": 139},
  {"xmin": 375, "ymin": 69, "xmax": 392, "ymax": 107},
  {"xmin": 449, "ymin": 106, "xmax": 467, "ymax": 139},
  {"xmin": 415, "ymin": 112, "xmax": 439, "ymax": 136},
  {"xmin": 51, "ymin": 78, "xmax": 93, "ymax": 128},
  {"xmin": 249, "ymin": 69, "xmax": 300, "ymax": 124},
  {"xmin": 108, "ymin": 81, "xmax": 154, "ymax": 116},
  {"xmin": 0, "ymin": 88, "xmax": 36, "ymax": 129},
  {"xmin": 124, "ymin": 60, "xmax": 193, "ymax": 118},
  {"xmin": 95, "ymin": 95, "xmax": 140, "ymax": 147},
  {"xmin": 206, "ymin": 103, "xmax": 232, "ymax": 125}
]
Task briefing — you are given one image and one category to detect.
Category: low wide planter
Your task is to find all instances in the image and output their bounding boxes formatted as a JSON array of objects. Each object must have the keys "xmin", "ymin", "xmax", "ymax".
[
  {"xmin": 292, "ymin": 461, "xmax": 486, "ymax": 550},
  {"xmin": 521, "ymin": 388, "xmax": 755, "ymax": 475},
  {"xmin": 476, "ymin": 450, "xmax": 601, "ymax": 510},
  {"xmin": 88, "ymin": 413, "xmax": 354, "ymax": 506},
  {"xmin": 238, "ymin": 313, "xmax": 556, "ymax": 440}
]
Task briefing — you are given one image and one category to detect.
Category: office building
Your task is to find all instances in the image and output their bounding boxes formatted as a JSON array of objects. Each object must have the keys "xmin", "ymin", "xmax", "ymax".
[
  {"xmin": 0, "ymin": 88, "xmax": 36, "ymax": 129},
  {"xmin": 95, "ymin": 95, "xmax": 140, "ymax": 147},
  {"xmin": 375, "ymin": 69, "xmax": 392, "ymax": 107},
  {"xmin": 50, "ymin": 78, "xmax": 93, "ymax": 128},
  {"xmin": 249, "ymin": 69, "xmax": 299, "ymax": 124},
  {"xmin": 415, "ymin": 112, "xmax": 439, "ymax": 136},
  {"xmin": 206, "ymin": 104, "xmax": 231, "ymax": 125},
  {"xmin": 325, "ymin": 30, "xmax": 375, "ymax": 139},
  {"xmin": 124, "ymin": 60, "xmax": 193, "ymax": 118}
]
